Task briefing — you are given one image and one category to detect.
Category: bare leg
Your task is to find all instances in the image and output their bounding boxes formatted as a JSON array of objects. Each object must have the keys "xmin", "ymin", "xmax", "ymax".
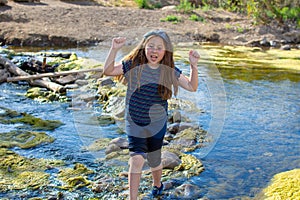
[
  {"xmin": 151, "ymin": 163, "xmax": 163, "ymax": 187},
  {"xmin": 128, "ymin": 155, "xmax": 145, "ymax": 200}
]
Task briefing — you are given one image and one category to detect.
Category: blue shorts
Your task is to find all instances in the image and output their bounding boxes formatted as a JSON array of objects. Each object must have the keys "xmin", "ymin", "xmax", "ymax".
[{"xmin": 126, "ymin": 120, "xmax": 167, "ymax": 168}]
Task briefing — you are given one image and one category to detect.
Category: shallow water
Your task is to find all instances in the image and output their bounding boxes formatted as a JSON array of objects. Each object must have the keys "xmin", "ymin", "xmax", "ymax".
[{"xmin": 1, "ymin": 45, "xmax": 300, "ymax": 199}]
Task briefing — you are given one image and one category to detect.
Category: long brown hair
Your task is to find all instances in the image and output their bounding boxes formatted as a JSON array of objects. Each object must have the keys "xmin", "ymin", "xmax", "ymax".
[{"xmin": 116, "ymin": 30, "xmax": 179, "ymax": 100}]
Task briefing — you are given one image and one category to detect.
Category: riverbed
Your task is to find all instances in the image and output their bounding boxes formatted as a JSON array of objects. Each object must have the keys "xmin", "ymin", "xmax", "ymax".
[{"xmin": 1, "ymin": 44, "xmax": 299, "ymax": 199}]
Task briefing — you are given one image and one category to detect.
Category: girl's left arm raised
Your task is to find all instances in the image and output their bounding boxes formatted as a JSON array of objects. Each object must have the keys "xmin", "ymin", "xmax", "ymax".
[{"xmin": 178, "ymin": 50, "xmax": 200, "ymax": 92}]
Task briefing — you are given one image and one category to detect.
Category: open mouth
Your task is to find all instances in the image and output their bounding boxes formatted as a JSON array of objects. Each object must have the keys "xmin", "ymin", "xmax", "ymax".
[{"xmin": 150, "ymin": 55, "xmax": 158, "ymax": 62}]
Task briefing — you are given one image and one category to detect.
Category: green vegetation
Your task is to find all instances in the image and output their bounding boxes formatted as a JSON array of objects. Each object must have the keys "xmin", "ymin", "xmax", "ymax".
[
  {"xmin": 189, "ymin": 14, "xmax": 205, "ymax": 22},
  {"xmin": 160, "ymin": 15, "xmax": 182, "ymax": 24},
  {"xmin": 134, "ymin": 0, "xmax": 161, "ymax": 9},
  {"xmin": 136, "ymin": 0, "xmax": 300, "ymax": 26},
  {"xmin": 176, "ymin": 0, "xmax": 195, "ymax": 13},
  {"xmin": 201, "ymin": 0, "xmax": 300, "ymax": 26},
  {"xmin": 134, "ymin": 0, "xmax": 151, "ymax": 9}
]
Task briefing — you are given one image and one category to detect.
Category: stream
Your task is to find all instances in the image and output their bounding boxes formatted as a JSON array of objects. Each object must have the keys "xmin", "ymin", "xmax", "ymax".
[{"xmin": 1, "ymin": 44, "xmax": 299, "ymax": 199}]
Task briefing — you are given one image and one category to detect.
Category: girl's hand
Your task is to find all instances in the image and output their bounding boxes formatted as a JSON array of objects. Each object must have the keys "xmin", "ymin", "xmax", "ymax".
[
  {"xmin": 111, "ymin": 37, "xmax": 126, "ymax": 50},
  {"xmin": 189, "ymin": 50, "xmax": 200, "ymax": 68}
]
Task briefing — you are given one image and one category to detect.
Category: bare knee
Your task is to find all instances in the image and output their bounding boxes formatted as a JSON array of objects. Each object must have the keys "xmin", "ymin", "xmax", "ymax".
[{"xmin": 129, "ymin": 155, "xmax": 145, "ymax": 173}]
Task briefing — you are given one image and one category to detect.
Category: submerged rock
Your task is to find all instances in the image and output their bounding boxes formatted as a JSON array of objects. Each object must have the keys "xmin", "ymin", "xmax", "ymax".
[
  {"xmin": 0, "ymin": 130, "xmax": 54, "ymax": 149},
  {"xmin": 174, "ymin": 183, "xmax": 202, "ymax": 199},
  {"xmin": 0, "ymin": 106, "xmax": 64, "ymax": 131}
]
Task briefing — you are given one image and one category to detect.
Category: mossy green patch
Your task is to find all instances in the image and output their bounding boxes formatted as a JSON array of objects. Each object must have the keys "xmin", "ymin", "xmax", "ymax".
[
  {"xmin": 0, "ymin": 148, "xmax": 64, "ymax": 192},
  {"xmin": 263, "ymin": 168, "xmax": 300, "ymax": 200},
  {"xmin": 25, "ymin": 87, "xmax": 68, "ymax": 102},
  {"xmin": 0, "ymin": 107, "xmax": 63, "ymax": 131},
  {"xmin": 0, "ymin": 130, "xmax": 55, "ymax": 149},
  {"xmin": 174, "ymin": 44, "xmax": 300, "ymax": 72},
  {"xmin": 57, "ymin": 163, "xmax": 94, "ymax": 190},
  {"xmin": 85, "ymin": 138, "xmax": 112, "ymax": 151},
  {"xmin": 9, "ymin": 112, "xmax": 63, "ymax": 131},
  {"xmin": 173, "ymin": 154, "xmax": 204, "ymax": 178}
]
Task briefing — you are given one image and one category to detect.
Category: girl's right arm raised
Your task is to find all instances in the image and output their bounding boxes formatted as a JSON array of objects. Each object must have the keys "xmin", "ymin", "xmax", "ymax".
[{"xmin": 103, "ymin": 37, "xmax": 126, "ymax": 76}]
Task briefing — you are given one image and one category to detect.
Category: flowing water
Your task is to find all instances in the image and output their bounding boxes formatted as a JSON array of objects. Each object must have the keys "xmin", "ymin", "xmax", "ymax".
[{"xmin": 1, "ymin": 44, "xmax": 299, "ymax": 199}]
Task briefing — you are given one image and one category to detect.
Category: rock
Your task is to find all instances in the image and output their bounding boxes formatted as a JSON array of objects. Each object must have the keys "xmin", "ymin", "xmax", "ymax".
[
  {"xmin": 55, "ymin": 74, "xmax": 77, "ymax": 85},
  {"xmin": 280, "ymin": 44, "xmax": 291, "ymax": 50},
  {"xmin": 97, "ymin": 114, "xmax": 116, "ymax": 125},
  {"xmin": 98, "ymin": 77, "xmax": 114, "ymax": 86},
  {"xmin": 172, "ymin": 110, "xmax": 181, "ymax": 123},
  {"xmin": 161, "ymin": 5, "xmax": 176, "ymax": 11},
  {"xmin": 282, "ymin": 30, "xmax": 300, "ymax": 43},
  {"xmin": 104, "ymin": 96, "xmax": 125, "ymax": 119},
  {"xmin": 105, "ymin": 143, "xmax": 121, "ymax": 155},
  {"xmin": 75, "ymin": 79, "xmax": 88, "ymax": 86},
  {"xmin": 167, "ymin": 123, "xmax": 180, "ymax": 134},
  {"xmin": 269, "ymin": 40, "xmax": 279, "ymax": 48},
  {"xmin": 208, "ymin": 32, "xmax": 220, "ymax": 42},
  {"xmin": 162, "ymin": 180, "xmax": 173, "ymax": 190},
  {"xmin": 171, "ymin": 138, "xmax": 196, "ymax": 147},
  {"xmin": 260, "ymin": 37, "xmax": 270, "ymax": 47},
  {"xmin": 178, "ymin": 122, "xmax": 198, "ymax": 132},
  {"xmin": 109, "ymin": 137, "xmax": 128, "ymax": 149},
  {"xmin": 247, "ymin": 39, "xmax": 261, "ymax": 47},
  {"xmin": 161, "ymin": 151, "xmax": 181, "ymax": 169},
  {"xmin": 174, "ymin": 183, "xmax": 201, "ymax": 198},
  {"xmin": 164, "ymin": 132, "xmax": 174, "ymax": 141}
]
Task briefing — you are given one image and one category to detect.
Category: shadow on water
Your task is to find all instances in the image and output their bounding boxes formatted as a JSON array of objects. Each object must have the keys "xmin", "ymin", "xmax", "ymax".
[{"xmin": 1, "ymin": 44, "xmax": 300, "ymax": 199}]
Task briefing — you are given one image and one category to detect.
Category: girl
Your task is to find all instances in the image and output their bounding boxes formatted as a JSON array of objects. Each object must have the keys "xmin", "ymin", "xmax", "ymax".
[{"xmin": 103, "ymin": 29, "xmax": 199, "ymax": 199}]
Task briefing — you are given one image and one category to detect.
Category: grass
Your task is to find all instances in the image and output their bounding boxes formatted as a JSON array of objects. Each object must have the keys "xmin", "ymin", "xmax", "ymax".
[{"xmin": 160, "ymin": 15, "xmax": 182, "ymax": 24}]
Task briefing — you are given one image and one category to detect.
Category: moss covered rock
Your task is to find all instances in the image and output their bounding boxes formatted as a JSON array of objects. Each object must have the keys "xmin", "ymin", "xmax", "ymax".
[
  {"xmin": 57, "ymin": 163, "xmax": 94, "ymax": 190},
  {"xmin": 0, "ymin": 148, "xmax": 64, "ymax": 192},
  {"xmin": 0, "ymin": 107, "xmax": 63, "ymax": 131},
  {"xmin": 25, "ymin": 87, "xmax": 68, "ymax": 102},
  {"xmin": 263, "ymin": 168, "xmax": 300, "ymax": 200},
  {"xmin": 0, "ymin": 130, "xmax": 55, "ymax": 149}
]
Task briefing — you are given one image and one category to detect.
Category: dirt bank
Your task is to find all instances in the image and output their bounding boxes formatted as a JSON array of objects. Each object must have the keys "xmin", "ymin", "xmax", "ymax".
[{"xmin": 0, "ymin": 0, "xmax": 299, "ymax": 48}]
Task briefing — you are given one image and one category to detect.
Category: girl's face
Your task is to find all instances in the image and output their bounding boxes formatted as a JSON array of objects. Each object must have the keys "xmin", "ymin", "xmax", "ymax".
[{"xmin": 145, "ymin": 36, "xmax": 166, "ymax": 67}]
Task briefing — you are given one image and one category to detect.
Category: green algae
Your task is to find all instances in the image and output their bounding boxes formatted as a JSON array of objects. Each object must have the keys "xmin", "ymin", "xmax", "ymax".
[
  {"xmin": 97, "ymin": 115, "xmax": 116, "ymax": 125},
  {"xmin": 0, "ymin": 130, "xmax": 55, "ymax": 149},
  {"xmin": 53, "ymin": 53, "xmax": 102, "ymax": 72},
  {"xmin": 174, "ymin": 44, "xmax": 300, "ymax": 82},
  {"xmin": 263, "ymin": 168, "xmax": 300, "ymax": 200},
  {"xmin": 173, "ymin": 154, "xmax": 204, "ymax": 178},
  {"xmin": 10, "ymin": 113, "xmax": 63, "ymax": 130},
  {"xmin": 85, "ymin": 138, "xmax": 112, "ymax": 152},
  {"xmin": 105, "ymin": 149, "xmax": 130, "ymax": 162},
  {"xmin": 98, "ymin": 83, "xmax": 126, "ymax": 105},
  {"xmin": 13, "ymin": 171, "xmax": 50, "ymax": 190},
  {"xmin": 0, "ymin": 148, "xmax": 64, "ymax": 192},
  {"xmin": 0, "ymin": 106, "xmax": 63, "ymax": 131},
  {"xmin": 25, "ymin": 87, "xmax": 68, "ymax": 102},
  {"xmin": 57, "ymin": 163, "xmax": 94, "ymax": 190}
]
